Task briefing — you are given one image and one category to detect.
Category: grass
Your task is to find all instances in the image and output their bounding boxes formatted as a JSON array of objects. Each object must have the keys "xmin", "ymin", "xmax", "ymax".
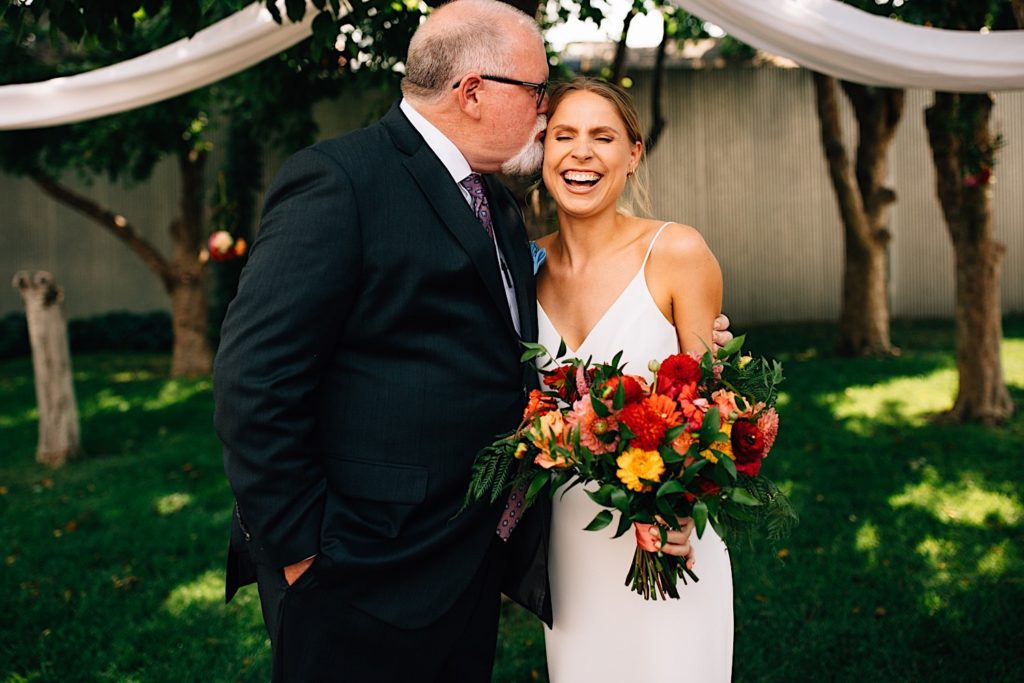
[{"xmin": 1, "ymin": 318, "xmax": 1023, "ymax": 682}]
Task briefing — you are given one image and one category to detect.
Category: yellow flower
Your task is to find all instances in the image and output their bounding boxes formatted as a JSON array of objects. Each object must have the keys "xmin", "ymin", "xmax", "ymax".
[
  {"xmin": 700, "ymin": 421, "xmax": 734, "ymax": 463},
  {"xmin": 616, "ymin": 447, "xmax": 665, "ymax": 493},
  {"xmin": 514, "ymin": 442, "xmax": 528, "ymax": 460}
]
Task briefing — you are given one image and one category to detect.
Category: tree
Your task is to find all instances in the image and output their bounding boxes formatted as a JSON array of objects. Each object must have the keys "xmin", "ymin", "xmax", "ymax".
[
  {"xmin": 0, "ymin": 2, "xmax": 335, "ymax": 377},
  {"xmin": 863, "ymin": 0, "xmax": 1018, "ymax": 423},
  {"xmin": 811, "ymin": 72, "xmax": 903, "ymax": 357}
]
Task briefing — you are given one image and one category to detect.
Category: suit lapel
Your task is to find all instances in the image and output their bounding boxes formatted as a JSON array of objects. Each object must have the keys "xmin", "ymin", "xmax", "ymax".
[
  {"xmin": 399, "ymin": 140, "xmax": 518, "ymax": 338},
  {"xmin": 487, "ymin": 175, "xmax": 538, "ymax": 344}
]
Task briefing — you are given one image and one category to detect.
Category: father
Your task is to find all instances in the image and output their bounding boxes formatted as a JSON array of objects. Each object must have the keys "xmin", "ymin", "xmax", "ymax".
[{"xmin": 215, "ymin": 0, "xmax": 727, "ymax": 680}]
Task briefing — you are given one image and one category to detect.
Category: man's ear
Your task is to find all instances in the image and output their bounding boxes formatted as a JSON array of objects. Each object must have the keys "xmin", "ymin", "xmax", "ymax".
[{"xmin": 456, "ymin": 74, "xmax": 484, "ymax": 120}]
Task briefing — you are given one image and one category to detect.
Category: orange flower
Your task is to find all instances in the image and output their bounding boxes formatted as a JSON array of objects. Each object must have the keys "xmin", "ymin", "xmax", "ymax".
[
  {"xmin": 711, "ymin": 389, "xmax": 740, "ymax": 420},
  {"xmin": 523, "ymin": 389, "xmax": 557, "ymax": 421},
  {"xmin": 646, "ymin": 394, "xmax": 682, "ymax": 427},
  {"xmin": 671, "ymin": 430, "xmax": 696, "ymax": 456},
  {"xmin": 530, "ymin": 411, "xmax": 570, "ymax": 469}
]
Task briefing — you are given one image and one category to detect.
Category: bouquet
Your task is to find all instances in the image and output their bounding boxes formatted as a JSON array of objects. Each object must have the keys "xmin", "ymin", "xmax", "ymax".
[{"xmin": 461, "ymin": 335, "xmax": 797, "ymax": 600}]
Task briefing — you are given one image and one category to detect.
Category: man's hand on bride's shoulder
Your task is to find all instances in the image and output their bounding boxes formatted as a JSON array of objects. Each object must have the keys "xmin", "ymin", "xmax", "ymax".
[{"xmin": 712, "ymin": 313, "xmax": 733, "ymax": 353}]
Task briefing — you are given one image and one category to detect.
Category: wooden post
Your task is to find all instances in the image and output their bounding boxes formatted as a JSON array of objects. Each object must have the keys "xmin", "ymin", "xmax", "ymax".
[{"xmin": 12, "ymin": 271, "xmax": 82, "ymax": 467}]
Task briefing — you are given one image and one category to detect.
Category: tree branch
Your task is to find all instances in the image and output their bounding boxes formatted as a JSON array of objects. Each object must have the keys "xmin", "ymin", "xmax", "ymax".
[
  {"xmin": 28, "ymin": 171, "xmax": 176, "ymax": 290},
  {"xmin": 645, "ymin": 11, "xmax": 669, "ymax": 154},
  {"xmin": 611, "ymin": 6, "xmax": 638, "ymax": 85}
]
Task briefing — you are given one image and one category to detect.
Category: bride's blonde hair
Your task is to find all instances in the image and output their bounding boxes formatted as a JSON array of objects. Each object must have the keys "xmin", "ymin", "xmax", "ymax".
[{"xmin": 546, "ymin": 77, "xmax": 653, "ymax": 218}]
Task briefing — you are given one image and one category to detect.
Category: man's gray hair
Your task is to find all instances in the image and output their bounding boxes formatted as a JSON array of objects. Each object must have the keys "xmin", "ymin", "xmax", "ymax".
[{"xmin": 401, "ymin": 0, "xmax": 544, "ymax": 103}]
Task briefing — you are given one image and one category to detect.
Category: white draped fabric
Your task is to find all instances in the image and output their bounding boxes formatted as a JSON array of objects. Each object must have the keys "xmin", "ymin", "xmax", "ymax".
[
  {"xmin": 674, "ymin": 0, "xmax": 1024, "ymax": 92},
  {"xmin": 1, "ymin": 0, "xmax": 1023, "ymax": 131},
  {"xmin": 0, "ymin": 1, "xmax": 319, "ymax": 130}
]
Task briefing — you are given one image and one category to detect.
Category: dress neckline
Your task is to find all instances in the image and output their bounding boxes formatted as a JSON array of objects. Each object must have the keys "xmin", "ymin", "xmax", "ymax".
[{"xmin": 537, "ymin": 222, "xmax": 675, "ymax": 355}]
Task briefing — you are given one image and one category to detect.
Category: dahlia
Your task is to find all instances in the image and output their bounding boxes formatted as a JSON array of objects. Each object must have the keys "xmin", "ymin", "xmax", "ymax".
[
  {"xmin": 619, "ymin": 401, "xmax": 669, "ymax": 451},
  {"xmin": 616, "ymin": 447, "xmax": 665, "ymax": 493},
  {"xmin": 567, "ymin": 397, "xmax": 619, "ymax": 454}
]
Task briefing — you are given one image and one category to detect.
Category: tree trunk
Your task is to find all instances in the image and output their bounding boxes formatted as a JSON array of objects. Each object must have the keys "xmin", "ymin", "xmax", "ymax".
[
  {"xmin": 12, "ymin": 271, "xmax": 81, "ymax": 467},
  {"xmin": 1013, "ymin": 0, "xmax": 1024, "ymax": 28},
  {"xmin": 925, "ymin": 92, "xmax": 1013, "ymax": 424},
  {"xmin": 168, "ymin": 146, "xmax": 213, "ymax": 378},
  {"xmin": 812, "ymin": 73, "xmax": 902, "ymax": 356}
]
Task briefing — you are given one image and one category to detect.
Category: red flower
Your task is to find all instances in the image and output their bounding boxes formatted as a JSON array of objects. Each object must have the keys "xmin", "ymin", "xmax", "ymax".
[
  {"xmin": 604, "ymin": 375, "xmax": 645, "ymax": 404},
  {"xmin": 731, "ymin": 419, "xmax": 766, "ymax": 476},
  {"xmin": 657, "ymin": 353, "xmax": 702, "ymax": 399},
  {"xmin": 619, "ymin": 402, "xmax": 668, "ymax": 451},
  {"xmin": 543, "ymin": 365, "xmax": 576, "ymax": 403}
]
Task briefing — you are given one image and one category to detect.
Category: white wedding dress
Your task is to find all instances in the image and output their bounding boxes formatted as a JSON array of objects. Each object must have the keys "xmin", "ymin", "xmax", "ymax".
[{"xmin": 539, "ymin": 223, "xmax": 734, "ymax": 682}]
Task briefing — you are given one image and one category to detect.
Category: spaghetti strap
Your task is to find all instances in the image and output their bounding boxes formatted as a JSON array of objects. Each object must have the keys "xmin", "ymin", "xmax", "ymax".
[{"xmin": 640, "ymin": 221, "xmax": 674, "ymax": 269}]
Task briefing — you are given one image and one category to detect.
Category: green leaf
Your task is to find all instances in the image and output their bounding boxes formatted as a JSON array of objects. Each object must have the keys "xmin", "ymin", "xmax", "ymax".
[
  {"xmin": 520, "ymin": 346, "xmax": 546, "ymax": 362},
  {"xmin": 612, "ymin": 510, "xmax": 634, "ymax": 538},
  {"xmin": 693, "ymin": 500, "xmax": 708, "ymax": 538},
  {"xmin": 656, "ymin": 495, "xmax": 677, "ymax": 523},
  {"xmin": 660, "ymin": 446, "xmax": 684, "ymax": 465},
  {"xmin": 717, "ymin": 455, "xmax": 737, "ymax": 479},
  {"xmin": 728, "ymin": 488, "xmax": 762, "ymax": 506},
  {"xmin": 612, "ymin": 380, "xmax": 625, "ymax": 411},
  {"xmin": 683, "ymin": 459, "xmax": 707, "ymax": 482},
  {"xmin": 609, "ymin": 487, "xmax": 630, "ymax": 514},
  {"xmin": 665, "ymin": 424, "xmax": 687, "ymax": 441},
  {"xmin": 591, "ymin": 393, "xmax": 611, "ymax": 417},
  {"xmin": 584, "ymin": 509, "xmax": 613, "ymax": 531},
  {"xmin": 656, "ymin": 479, "xmax": 686, "ymax": 498},
  {"xmin": 611, "ymin": 350, "xmax": 623, "ymax": 369},
  {"xmin": 557, "ymin": 338, "xmax": 567, "ymax": 359},
  {"xmin": 525, "ymin": 470, "xmax": 549, "ymax": 504},
  {"xmin": 716, "ymin": 333, "xmax": 745, "ymax": 360},
  {"xmin": 585, "ymin": 484, "xmax": 616, "ymax": 507},
  {"xmin": 700, "ymin": 407, "xmax": 722, "ymax": 445}
]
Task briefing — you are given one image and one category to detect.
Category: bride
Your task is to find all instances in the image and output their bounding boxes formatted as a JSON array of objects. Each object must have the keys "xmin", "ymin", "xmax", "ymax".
[{"xmin": 535, "ymin": 78, "xmax": 734, "ymax": 681}]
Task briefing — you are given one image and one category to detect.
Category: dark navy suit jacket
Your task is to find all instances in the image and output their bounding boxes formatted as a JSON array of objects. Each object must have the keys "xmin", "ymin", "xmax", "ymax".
[{"xmin": 215, "ymin": 103, "xmax": 551, "ymax": 628}]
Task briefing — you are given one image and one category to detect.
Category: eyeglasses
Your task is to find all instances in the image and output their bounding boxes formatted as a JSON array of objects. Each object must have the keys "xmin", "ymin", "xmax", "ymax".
[{"xmin": 452, "ymin": 74, "xmax": 548, "ymax": 108}]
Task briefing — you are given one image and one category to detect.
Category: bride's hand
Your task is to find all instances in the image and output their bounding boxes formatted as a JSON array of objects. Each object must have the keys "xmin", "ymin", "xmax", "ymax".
[
  {"xmin": 711, "ymin": 313, "xmax": 733, "ymax": 353},
  {"xmin": 634, "ymin": 517, "xmax": 696, "ymax": 570}
]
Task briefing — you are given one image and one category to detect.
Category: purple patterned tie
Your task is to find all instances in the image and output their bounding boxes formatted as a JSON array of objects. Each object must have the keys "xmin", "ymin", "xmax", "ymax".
[
  {"xmin": 459, "ymin": 173, "xmax": 495, "ymax": 239},
  {"xmin": 460, "ymin": 173, "xmax": 527, "ymax": 538},
  {"xmin": 496, "ymin": 483, "xmax": 526, "ymax": 541}
]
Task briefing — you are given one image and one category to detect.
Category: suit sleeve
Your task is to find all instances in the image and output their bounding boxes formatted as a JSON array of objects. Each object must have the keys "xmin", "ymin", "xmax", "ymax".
[{"xmin": 214, "ymin": 147, "xmax": 361, "ymax": 569}]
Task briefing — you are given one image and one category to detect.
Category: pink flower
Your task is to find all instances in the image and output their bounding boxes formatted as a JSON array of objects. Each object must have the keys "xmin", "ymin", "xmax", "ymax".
[
  {"xmin": 567, "ymin": 397, "xmax": 619, "ymax": 454},
  {"xmin": 757, "ymin": 408, "xmax": 779, "ymax": 456}
]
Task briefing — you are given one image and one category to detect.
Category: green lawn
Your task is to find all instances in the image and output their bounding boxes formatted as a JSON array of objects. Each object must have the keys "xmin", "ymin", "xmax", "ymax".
[{"xmin": 2, "ymin": 319, "xmax": 1022, "ymax": 682}]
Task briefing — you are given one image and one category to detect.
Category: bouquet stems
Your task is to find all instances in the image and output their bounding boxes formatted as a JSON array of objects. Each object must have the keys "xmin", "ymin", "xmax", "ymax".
[{"xmin": 625, "ymin": 547, "xmax": 700, "ymax": 600}]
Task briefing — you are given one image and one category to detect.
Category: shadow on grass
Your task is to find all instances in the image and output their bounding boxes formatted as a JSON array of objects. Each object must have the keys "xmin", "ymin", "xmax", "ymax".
[{"xmin": 1, "ymin": 329, "xmax": 1022, "ymax": 682}]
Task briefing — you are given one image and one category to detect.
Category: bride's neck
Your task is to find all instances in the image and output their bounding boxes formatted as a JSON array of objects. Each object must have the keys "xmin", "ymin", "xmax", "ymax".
[{"xmin": 554, "ymin": 211, "xmax": 633, "ymax": 268}]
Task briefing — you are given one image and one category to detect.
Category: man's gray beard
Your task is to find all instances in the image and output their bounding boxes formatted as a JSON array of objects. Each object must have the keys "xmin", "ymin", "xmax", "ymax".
[{"xmin": 500, "ymin": 115, "xmax": 547, "ymax": 177}]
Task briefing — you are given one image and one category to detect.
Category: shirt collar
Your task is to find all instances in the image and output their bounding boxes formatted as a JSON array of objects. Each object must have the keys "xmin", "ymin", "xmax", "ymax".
[{"xmin": 400, "ymin": 98, "xmax": 473, "ymax": 185}]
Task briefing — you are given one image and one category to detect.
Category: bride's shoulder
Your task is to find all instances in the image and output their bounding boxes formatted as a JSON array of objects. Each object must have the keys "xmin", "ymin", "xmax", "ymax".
[{"xmin": 648, "ymin": 221, "xmax": 714, "ymax": 261}]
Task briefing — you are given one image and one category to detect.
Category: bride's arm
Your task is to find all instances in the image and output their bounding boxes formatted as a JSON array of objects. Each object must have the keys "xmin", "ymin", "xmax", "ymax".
[
  {"xmin": 642, "ymin": 223, "xmax": 724, "ymax": 564},
  {"xmin": 649, "ymin": 223, "xmax": 723, "ymax": 355}
]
